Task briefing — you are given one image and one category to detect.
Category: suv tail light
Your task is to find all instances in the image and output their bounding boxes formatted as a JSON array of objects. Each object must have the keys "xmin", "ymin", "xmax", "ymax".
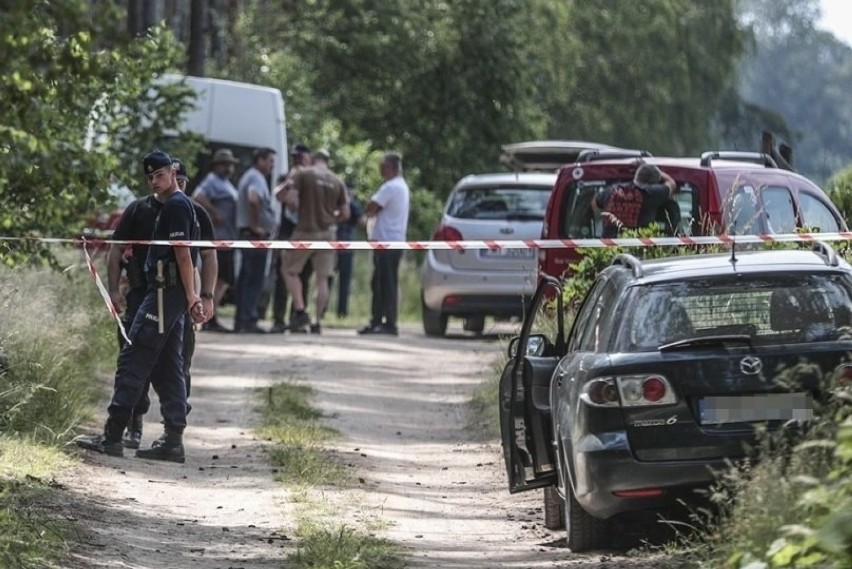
[
  {"xmin": 581, "ymin": 375, "xmax": 677, "ymax": 408},
  {"xmin": 432, "ymin": 224, "xmax": 463, "ymax": 241},
  {"xmin": 835, "ymin": 364, "xmax": 852, "ymax": 387}
]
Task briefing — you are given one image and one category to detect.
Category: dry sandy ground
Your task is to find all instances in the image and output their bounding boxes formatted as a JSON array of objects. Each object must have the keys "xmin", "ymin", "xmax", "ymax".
[{"xmin": 59, "ymin": 321, "xmax": 671, "ymax": 568}]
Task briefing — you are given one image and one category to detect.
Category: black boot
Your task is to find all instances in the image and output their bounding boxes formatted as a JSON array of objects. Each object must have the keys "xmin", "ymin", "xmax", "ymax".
[
  {"xmin": 135, "ymin": 427, "xmax": 185, "ymax": 463},
  {"xmin": 74, "ymin": 417, "xmax": 125, "ymax": 457},
  {"xmin": 122, "ymin": 414, "xmax": 143, "ymax": 449}
]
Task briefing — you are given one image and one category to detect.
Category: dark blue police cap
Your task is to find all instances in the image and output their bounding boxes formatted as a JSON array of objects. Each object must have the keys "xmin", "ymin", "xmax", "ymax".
[
  {"xmin": 143, "ymin": 150, "xmax": 174, "ymax": 175},
  {"xmin": 172, "ymin": 157, "xmax": 188, "ymax": 179}
]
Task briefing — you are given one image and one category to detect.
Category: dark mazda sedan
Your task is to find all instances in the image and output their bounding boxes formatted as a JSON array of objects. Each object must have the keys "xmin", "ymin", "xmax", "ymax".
[{"xmin": 500, "ymin": 244, "xmax": 852, "ymax": 551}]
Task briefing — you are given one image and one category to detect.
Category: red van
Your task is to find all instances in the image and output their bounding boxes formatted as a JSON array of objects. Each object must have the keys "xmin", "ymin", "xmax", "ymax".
[{"xmin": 539, "ymin": 150, "xmax": 847, "ymax": 279}]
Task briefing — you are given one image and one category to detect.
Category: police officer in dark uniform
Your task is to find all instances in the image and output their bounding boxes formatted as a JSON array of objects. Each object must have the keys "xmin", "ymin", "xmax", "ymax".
[
  {"xmin": 106, "ymin": 158, "xmax": 217, "ymax": 448},
  {"xmin": 76, "ymin": 150, "xmax": 205, "ymax": 463}
]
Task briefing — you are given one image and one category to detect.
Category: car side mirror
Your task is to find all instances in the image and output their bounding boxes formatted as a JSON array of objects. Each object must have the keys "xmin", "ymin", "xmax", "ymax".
[{"xmin": 508, "ymin": 334, "xmax": 548, "ymax": 358}]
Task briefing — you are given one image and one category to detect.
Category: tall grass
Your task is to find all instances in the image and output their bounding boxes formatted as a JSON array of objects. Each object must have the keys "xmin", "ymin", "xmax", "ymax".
[{"xmin": 0, "ymin": 264, "xmax": 114, "ymax": 442}]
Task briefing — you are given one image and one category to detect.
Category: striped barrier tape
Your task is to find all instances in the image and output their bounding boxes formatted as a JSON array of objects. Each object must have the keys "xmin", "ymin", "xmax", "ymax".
[
  {"xmin": 3, "ymin": 232, "xmax": 852, "ymax": 250},
  {"xmin": 82, "ymin": 240, "xmax": 132, "ymax": 345}
]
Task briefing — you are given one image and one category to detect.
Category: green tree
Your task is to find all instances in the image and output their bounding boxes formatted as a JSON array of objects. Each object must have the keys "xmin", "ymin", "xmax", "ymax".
[
  {"xmin": 736, "ymin": 0, "xmax": 852, "ymax": 183},
  {"xmin": 554, "ymin": 0, "xmax": 745, "ymax": 155},
  {"xmin": 0, "ymin": 1, "xmax": 197, "ymax": 266}
]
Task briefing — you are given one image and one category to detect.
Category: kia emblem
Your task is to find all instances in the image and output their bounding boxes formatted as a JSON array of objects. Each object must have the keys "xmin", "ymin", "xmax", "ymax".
[{"xmin": 739, "ymin": 355, "xmax": 763, "ymax": 375}]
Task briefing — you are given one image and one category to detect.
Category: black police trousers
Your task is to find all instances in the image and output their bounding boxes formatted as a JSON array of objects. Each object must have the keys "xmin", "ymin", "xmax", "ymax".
[{"xmin": 108, "ymin": 285, "xmax": 189, "ymax": 432}]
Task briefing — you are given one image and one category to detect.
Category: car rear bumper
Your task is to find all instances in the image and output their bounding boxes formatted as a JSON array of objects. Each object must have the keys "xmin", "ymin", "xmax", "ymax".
[
  {"xmin": 570, "ymin": 431, "xmax": 723, "ymax": 519},
  {"xmin": 421, "ymin": 253, "xmax": 536, "ymax": 316}
]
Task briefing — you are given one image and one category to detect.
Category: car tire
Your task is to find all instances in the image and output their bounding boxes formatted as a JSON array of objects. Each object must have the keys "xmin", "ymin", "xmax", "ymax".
[
  {"xmin": 543, "ymin": 486, "xmax": 565, "ymax": 530},
  {"xmin": 462, "ymin": 315, "xmax": 485, "ymax": 334},
  {"xmin": 562, "ymin": 466, "xmax": 610, "ymax": 552},
  {"xmin": 421, "ymin": 294, "xmax": 448, "ymax": 337}
]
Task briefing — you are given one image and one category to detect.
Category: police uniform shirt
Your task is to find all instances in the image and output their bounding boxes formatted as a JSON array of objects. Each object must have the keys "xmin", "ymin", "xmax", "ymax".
[
  {"xmin": 115, "ymin": 196, "xmax": 214, "ymax": 278},
  {"xmin": 145, "ymin": 191, "xmax": 201, "ymax": 273}
]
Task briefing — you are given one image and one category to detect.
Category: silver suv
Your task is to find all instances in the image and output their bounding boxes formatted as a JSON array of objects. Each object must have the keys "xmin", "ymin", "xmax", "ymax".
[{"xmin": 420, "ymin": 141, "xmax": 614, "ymax": 336}]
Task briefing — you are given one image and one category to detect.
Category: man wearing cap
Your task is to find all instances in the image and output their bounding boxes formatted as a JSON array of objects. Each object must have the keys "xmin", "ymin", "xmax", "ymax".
[
  {"xmin": 277, "ymin": 148, "xmax": 350, "ymax": 333},
  {"xmin": 105, "ymin": 157, "xmax": 216, "ymax": 449},
  {"xmin": 76, "ymin": 150, "xmax": 205, "ymax": 463},
  {"xmin": 193, "ymin": 148, "xmax": 240, "ymax": 332},
  {"xmin": 235, "ymin": 147, "xmax": 278, "ymax": 333}
]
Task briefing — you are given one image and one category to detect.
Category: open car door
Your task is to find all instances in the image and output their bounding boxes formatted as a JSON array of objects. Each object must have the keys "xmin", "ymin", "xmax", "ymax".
[{"xmin": 499, "ymin": 276, "xmax": 565, "ymax": 493}]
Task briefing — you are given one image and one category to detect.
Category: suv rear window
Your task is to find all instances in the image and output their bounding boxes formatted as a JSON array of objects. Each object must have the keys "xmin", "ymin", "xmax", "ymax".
[
  {"xmin": 617, "ymin": 273, "xmax": 852, "ymax": 351},
  {"xmin": 562, "ymin": 180, "xmax": 695, "ymax": 238},
  {"xmin": 447, "ymin": 186, "xmax": 550, "ymax": 221}
]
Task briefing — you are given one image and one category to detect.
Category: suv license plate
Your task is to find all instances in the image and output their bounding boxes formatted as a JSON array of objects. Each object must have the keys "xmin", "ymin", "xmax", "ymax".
[
  {"xmin": 480, "ymin": 248, "xmax": 535, "ymax": 259},
  {"xmin": 698, "ymin": 393, "xmax": 813, "ymax": 425}
]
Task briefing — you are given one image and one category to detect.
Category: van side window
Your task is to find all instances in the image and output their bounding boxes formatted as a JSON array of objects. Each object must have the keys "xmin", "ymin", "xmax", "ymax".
[
  {"xmin": 762, "ymin": 186, "xmax": 797, "ymax": 233},
  {"xmin": 657, "ymin": 183, "xmax": 695, "ymax": 236},
  {"xmin": 726, "ymin": 185, "xmax": 761, "ymax": 234},
  {"xmin": 799, "ymin": 192, "xmax": 841, "ymax": 232}
]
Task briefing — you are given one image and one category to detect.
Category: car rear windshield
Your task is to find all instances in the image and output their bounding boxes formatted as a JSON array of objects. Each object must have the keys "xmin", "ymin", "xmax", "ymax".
[
  {"xmin": 616, "ymin": 273, "xmax": 852, "ymax": 352},
  {"xmin": 562, "ymin": 179, "xmax": 695, "ymax": 237},
  {"xmin": 447, "ymin": 186, "xmax": 551, "ymax": 221}
]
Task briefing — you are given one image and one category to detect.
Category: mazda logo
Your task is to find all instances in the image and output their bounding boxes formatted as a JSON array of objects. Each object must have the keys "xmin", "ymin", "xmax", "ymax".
[
  {"xmin": 499, "ymin": 226, "xmax": 514, "ymax": 235},
  {"xmin": 739, "ymin": 356, "xmax": 763, "ymax": 375}
]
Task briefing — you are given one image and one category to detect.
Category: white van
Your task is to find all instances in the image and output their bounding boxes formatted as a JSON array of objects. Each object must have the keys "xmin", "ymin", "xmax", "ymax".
[{"xmin": 162, "ymin": 74, "xmax": 289, "ymax": 185}]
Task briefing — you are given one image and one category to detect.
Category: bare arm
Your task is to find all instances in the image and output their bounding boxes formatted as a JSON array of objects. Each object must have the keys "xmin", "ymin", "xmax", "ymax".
[
  {"xmin": 336, "ymin": 203, "xmax": 351, "ymax": 223},
  {"xmin": 199, "ymin": 249, "xmax": 217, "ymax": 322},
  {"xmin": 366, "ymin": 200, "xmax": 382, "ymax": 217},
  {"xmin": 247, "ymin": 190, "xmax": 267, "ymax": 236},
  {"xmin": 175, "ymin": 246, "xmax": 203, "ymax": 323},
  {"xmin": 107, "ymin": 244, "xmax": 125, "ymax": 312},
  {"xmin": 661, "ymin": 171, "xmax": 677, "ymax": 196},
  {"xmin": 194, "ymin": 193, "xmax": 223, "ymax": 226}
]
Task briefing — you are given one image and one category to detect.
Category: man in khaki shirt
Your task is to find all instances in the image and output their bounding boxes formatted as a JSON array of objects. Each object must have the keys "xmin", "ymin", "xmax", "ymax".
[{"xmin": 276, "ymin": 149, "xmax": 350, "ymax": 333}]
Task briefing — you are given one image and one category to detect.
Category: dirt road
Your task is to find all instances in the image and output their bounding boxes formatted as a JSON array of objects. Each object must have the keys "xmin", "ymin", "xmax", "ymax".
[{"xmin": 61, "ymin": 323, "xmax": 665, "ymax": 568}]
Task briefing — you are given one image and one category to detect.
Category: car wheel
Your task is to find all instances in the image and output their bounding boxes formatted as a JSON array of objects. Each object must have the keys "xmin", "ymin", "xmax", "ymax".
[
  {"xmin": 421, "ymin": 294, "xmax": 448, "ymax": 337},
  {"xmin": 543, "ymin": 486, "xmax": 565, "ymax": 530},
  {"xmin": 563, "ymin": 468, "xmax": 610, "ymax": 552},
  {"xmin": 462, "ymin": 315, "xmax": 485, "ymax": 334}
]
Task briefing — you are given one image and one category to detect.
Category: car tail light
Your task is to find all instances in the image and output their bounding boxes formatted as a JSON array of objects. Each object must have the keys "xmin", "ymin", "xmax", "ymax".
[
  {"xmin": 617, "ymin": 375, "xmax": 676, "ymax": 407},
  {"xmin": 835, "ymin": 364, "xmax": 852, "ymax": 387},
  {"xmin": 580, "ymin": 378, "xmax": 620, "ymax": 407},
  {"xmin": 432, "ymin": 224, "xmax": 463, "ymax": 241}
]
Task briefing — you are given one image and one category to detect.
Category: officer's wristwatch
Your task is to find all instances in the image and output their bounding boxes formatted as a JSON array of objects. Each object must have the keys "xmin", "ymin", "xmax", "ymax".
[{"xmin": 200, "ymin": 291, "xmax": 214, "ymax": 300}]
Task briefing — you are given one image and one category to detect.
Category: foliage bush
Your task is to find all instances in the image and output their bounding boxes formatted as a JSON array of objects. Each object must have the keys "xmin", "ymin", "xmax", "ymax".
[{"xmin": 0, "ymin": 262, "xmax": 114, "ymax": 441}]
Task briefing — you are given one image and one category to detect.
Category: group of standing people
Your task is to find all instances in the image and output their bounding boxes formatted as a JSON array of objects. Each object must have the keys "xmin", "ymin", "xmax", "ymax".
[
  {"xmin": 191, "ymin": 143, "xmax": 410, "ymax": 336},
  {"xmin": 75, "ymin": 144, "xmax": 411, "ymax": 461}
]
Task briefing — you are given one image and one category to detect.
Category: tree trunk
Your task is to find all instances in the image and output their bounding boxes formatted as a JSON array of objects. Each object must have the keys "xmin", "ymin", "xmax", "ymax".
[
  {"xmin": 127, "ymin": 0, "xmax": 142, "ymax": 36},
  {"xmin": 188, "ymin": 0, "xmax": 207, "ymax": 76},
  {"xmin": 226, "ymin": 0, "xmax": 241, "ymax": 68},
  {"xmin": 142, "ymin": 0, "xmax": 157, "ymax": 31}
]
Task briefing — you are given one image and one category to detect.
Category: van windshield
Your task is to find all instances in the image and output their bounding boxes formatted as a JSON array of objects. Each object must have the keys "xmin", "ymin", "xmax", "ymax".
[
  {"xmin": 447, "ymin": 186, "xmax": 551, "ymax": 221},
  {"xmin": 562, "ymin": 180, "xmax": 694, "ymax": 238}
]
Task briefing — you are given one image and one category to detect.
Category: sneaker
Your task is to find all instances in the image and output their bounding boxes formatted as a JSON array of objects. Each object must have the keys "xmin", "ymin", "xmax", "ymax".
[
  {"xmin": 269, "ymin": 322, "xmax": 288, "ymax": 334},
  {"xmin": 360, "ymin": 324, "xmax": 398, "ymax": 336},
  {"xmin": 136, "ymin": 441, "xmax": 185, "ymax": 463},
  {"xmin": 310, "ymin": 323, "xmax": 322, "ymax": 334},
  {"xmin": 358, "ymin": 323, "xmax": 381, "ymax": 335},
  {"xmin": 239, "ymin": 324, "xmax": 268, "ymax": 334},
  {"xmin": 289, "ymin": 312, "xmax": 311, "ymax": 334},
  {"xmin": 123, "ymin": 429, "xmax": 142, "ymax": 449},
  {"xmin": 74, "ymin": 434, "xmax": 124, "ymax": 457},
  {"xmin": 202, "ymin": 319, "xmax": 233, "ymax": 333}
]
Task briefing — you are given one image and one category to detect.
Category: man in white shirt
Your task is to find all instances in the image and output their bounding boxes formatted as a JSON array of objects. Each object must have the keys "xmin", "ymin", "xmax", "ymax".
[{"xmin": 359, "ymin": 153, "xmax": 410, "ymax": 336}]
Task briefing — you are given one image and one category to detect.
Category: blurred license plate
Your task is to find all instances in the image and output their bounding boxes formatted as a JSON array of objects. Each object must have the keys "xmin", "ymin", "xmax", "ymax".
[
  {"xmin": 698, "ymin": 393, "xmax": 813, "ymax": 425},
  {"xmin": 480, "ymin": 248, "xmax": 535, "ymax": 259}
]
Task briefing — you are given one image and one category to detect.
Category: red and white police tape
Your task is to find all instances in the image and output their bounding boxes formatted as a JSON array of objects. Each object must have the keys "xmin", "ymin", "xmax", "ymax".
[
  {"xmin": 7, "ymin": 231, "xmax": 852, "ymax": 250},
  {"xmin": 82, "ymin": 241, "xmax": 132, "ymax": 345}
]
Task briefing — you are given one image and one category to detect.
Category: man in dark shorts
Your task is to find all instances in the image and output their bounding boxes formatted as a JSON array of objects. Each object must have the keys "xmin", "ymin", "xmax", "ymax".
[
  {"xmin": 77, "ymin": 150, "xmax": 206, "ymax": 463},
  {"xmin": 193, "ymin": 148, "xmax": 239, "ymax": 332},
  {"xmin": 594, "ymin": 162, "xmax": 678, "ymax": 238}
]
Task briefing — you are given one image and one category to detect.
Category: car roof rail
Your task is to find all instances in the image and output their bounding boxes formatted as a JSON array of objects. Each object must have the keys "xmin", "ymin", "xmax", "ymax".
[
  {"xmin": 812, "ymin": 241, "xmax": 840, "ymax": 267},
  {"xmin": 700, "ymin": 151, "xmax": 778, "ymax": 169},
  {"xmin": 576, "ymin": 149, "xmax": 654, "ymax": 163},
  {"xmin": 611, "ymin": 254, "xmax": 644, "ymax": 278}
]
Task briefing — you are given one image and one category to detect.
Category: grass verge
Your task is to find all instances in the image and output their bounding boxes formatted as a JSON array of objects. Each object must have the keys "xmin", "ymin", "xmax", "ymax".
[
  {"xmin": 467, "ymin": 350, "xmax": 507, "ymax": 439},
  {"xmin": 259, "ymin": 380, "xmax": 406, "ymax": 568}
]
